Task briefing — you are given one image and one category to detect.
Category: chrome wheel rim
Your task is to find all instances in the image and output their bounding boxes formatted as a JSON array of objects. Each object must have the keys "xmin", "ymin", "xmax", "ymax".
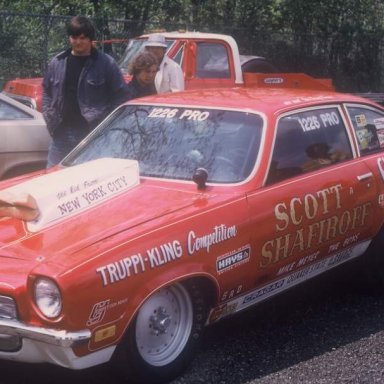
[{"xmin": 135, "ymin": 284, "xmax": 193, "ymax": 366}]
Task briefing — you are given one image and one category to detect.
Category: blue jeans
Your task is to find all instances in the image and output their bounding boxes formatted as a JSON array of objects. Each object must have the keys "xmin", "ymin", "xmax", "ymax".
[{"xmin": 47, "ymin": 126, "xmax": 89, "ymax": 168}]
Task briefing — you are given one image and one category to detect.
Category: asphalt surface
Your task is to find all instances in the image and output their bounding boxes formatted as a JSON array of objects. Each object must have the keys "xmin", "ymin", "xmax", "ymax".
[
  {"xmin": 171, "ymin": 271, "xmax": 384, "ymax": 384},
  {"xmin": 1, "ymin": 265, "xmax": 384, "ymax": 384}
]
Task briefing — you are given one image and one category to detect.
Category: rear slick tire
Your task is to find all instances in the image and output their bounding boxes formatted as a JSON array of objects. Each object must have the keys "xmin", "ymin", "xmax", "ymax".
[{"xmin": 112, "ymin": 281, "xmax": 207, "ymax": 384}]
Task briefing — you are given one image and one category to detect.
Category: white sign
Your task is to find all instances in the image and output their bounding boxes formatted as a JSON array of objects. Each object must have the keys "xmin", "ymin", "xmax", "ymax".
[{"xmin": 3, "ymin": 158, "xmax": 139, "ymax": 232}]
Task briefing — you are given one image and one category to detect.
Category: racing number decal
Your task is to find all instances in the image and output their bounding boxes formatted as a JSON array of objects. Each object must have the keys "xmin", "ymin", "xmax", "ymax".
[{"xmin": 148, "ymin": 107, "xmax": 210, "ymax": 121}]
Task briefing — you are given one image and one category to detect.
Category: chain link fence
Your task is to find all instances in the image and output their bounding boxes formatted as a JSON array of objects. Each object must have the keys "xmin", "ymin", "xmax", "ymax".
[{"xmin": 1, "ymin": 11, "xmax": 384, "ymax": 93}]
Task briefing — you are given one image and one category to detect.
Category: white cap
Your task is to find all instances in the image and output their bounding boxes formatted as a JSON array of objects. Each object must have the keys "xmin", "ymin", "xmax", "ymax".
[{"xmin": 145, "ymin": 34, "xmax": 167, "ymax": 48}]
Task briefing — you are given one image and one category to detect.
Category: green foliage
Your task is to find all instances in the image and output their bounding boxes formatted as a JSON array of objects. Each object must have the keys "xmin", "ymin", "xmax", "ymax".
[{"xmin": 0, "ymin": 0, "xmax": 384, "ymax": 91}]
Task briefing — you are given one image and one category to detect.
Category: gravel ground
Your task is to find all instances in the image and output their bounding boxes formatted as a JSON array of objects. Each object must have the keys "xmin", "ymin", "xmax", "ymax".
[{"xmin": 1, "ymin": 266, "xmax": 384, "ymax": 384}]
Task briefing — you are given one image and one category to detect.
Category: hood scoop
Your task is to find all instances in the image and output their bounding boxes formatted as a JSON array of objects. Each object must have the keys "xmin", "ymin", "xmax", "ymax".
[{"xmin": 0, "ymin": 158, "xmax": 139, "ymax": 233}]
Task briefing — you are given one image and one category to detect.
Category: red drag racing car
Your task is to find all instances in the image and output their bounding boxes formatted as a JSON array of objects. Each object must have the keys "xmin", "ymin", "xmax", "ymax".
[{"xmin": 0, "ymin": 73, "xmax": 383, "ymax": 383}]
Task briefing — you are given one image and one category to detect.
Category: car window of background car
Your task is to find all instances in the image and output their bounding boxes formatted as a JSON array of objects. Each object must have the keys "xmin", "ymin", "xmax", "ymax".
[
  {"xmin": 0, "ymin": 99, "xmax": 33, "ymax": 120},
  {"xmin": 196, "ymin": 42, "xmax": 230, "ymax": 79},
  {"xmin": 119, "ymin": 39, "xmax": 145, "ymax": 74},
  {"xmin": 172, "ymin": 44, "xmax": 185, "ymax": 66},
  {"xmin": 119, "ymin": 38, "xmax": 175, "ymax": 75},
  {"xmin": 64, "ymin": 105, "xmax": 263, "ymax": 184},
  {"xmin": 346, "ymin": 105, "xmax": 384, "ymax": 156},
  {"xmin": 266, "ymin": 107, "xmax": 353, "ymax": 185}
]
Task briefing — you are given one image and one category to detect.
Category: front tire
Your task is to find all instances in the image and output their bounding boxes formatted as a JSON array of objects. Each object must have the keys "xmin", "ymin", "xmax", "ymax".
[{"xmin": 112, "ymin": 281, "xmax": 208, "ymax": 384}]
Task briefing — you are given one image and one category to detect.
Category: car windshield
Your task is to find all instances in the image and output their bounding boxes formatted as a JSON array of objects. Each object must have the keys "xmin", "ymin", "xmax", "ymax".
[
  {"xmin": 63, "ymin": 105, "xmax": 263, "ymax": 184},
  {"xmin": 119, "ymin": 38, "xmax": 175, "ymax": 75}
]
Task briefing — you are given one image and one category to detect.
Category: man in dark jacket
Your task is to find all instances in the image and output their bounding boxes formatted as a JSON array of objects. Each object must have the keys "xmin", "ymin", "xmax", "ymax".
[{"xmin": 42, "ymin": 16, "xmax": 127, "ymax": 167}]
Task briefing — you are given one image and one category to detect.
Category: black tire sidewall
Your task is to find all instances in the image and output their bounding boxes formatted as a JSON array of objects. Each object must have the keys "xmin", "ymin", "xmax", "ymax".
[{"xmin": 363, "ymin": 226, "xmax": 384, "ymax": 286}]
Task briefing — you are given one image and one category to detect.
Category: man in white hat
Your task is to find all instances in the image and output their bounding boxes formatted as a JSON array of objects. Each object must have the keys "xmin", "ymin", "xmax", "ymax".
[{"xmin": 145, "ymin": 34, "xmax": 184, "ymax": 93}]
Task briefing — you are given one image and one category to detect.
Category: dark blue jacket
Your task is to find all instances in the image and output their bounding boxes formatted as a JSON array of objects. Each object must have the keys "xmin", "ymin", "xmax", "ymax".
[
  {"xmin": 124, "ymin": 77, "xmax": 157, "ymax": 100},
  {"xmin": 42, "ymin": 48, "xmax": 127, "ymax": 134}
]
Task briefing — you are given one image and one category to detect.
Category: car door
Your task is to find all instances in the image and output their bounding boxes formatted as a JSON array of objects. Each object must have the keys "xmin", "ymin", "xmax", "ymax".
[
  {"xmin": 183, "ymin": 40, "xmax": 236, "ymax": 89},
  {"xmin": 243, "ymin": 105, "xmax": 379, "ymax": 307},
  {"xmin": 344, "ymin": 103, "xmax": 384, "ymax": 219},
  {"xmin": 0, "ymin": 94, "xmax": 49, "ymax": 178}
]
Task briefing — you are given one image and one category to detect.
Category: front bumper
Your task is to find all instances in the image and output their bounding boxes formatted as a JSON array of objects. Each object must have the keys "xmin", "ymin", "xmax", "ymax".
[
  {"xmin": 0, "ymin": 318, "xmax": 90, "ymax": 348},
  {"xmin": 0, "ymin": 318, "xmax": 114, "ymax": 369}
]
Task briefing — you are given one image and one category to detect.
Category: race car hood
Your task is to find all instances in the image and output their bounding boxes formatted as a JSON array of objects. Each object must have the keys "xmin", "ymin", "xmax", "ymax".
[{"xmin": 0, "ymin": 158, "xmax": 222, "ymax": 266}]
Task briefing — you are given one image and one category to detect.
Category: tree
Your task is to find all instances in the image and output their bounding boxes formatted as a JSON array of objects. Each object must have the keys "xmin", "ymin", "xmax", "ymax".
[{"xmin": 1, "ymin": 0, "xmax": 384, "ymax": 91}]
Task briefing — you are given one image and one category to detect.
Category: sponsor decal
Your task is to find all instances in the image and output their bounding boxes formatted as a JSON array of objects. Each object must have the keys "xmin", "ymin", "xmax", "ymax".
[
  {"xmin": 87, "ymin": 300, "xmax": 110, "ymax": 326},
  {"xmin": 221, "ymin": 285, "xmax": 243, "ymax": 301},
  {"xmin": 343, "ymin": 233, "xmax": 360, "ymax": 247},
  {"xmin": 87, "ymin": 298, "xmax": 128, "ymax": 325},
  {"xmin": 216, "ymin": 245, "xmax": 250, "ymax": 274},
  {"xmin": 356, "ymin": 127, "xmax": 374, "ymax": 149},
  {"xmin": 96, "ymin": 223, "xmax": 238, "ymax": 286},
  {"xmin": 207, "ymin": 241, "xmax": 370, "ymax": 324},
  {"xmin": 264, "ymin": 77, "xmax": 284, "ymax": 84},
  {"xmin": 243, "ymin": 279, "xmax": 284, "ymax": 304},
  {"xmin": 378, "ymin": 157, "xmax": 384, "ymax": 182},
  {"xmin": 208, "ymin": 302, "xmax": 238, "ymax": 323},
  {"xmin": 379, "ymin": 194, "xmax": 384, "ymax": 208},
  {"xmin": 94, "ymin": 325, "xmax": 116, "ymax": 342},
  {"xmin": 328, "ymin": 241, "xmax": 341, "ymax": 253},
  {"xmin": 276, "ymin": 251, "xmax": 320, "ymax": 276},
  {"xmin": 377, "ymin": 130, "xmax": 384, "ymax": 147},
  {"xmin": 146, "ymin": 240, "xmax": 183, "ymax": 267},
  {"xmin": 96, "ymin": 240, "xmax": 183, "ymax": 286},
  {"xmin": 97, "ymin": 253, "xmax": 146, "ymax": 286},
  {"xmin": 188, "ymin": 224, "xmax": 237, "ymax": 255},
  {"xmin": 355, "ymin": 114, "xmax": 367, "ymax": 127},
  {"xmin": 260, "ymin": 183, "xmax": 372, "ymax": 268},
  {"xmin": 374, "ymin": 118, "xmax": 384, "ymax": 129}
]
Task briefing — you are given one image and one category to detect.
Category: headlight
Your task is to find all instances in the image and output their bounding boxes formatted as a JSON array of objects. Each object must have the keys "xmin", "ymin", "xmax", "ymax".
[{"xmin": 34, "ymin": 278, "xmax": 62, "ymax": 318}]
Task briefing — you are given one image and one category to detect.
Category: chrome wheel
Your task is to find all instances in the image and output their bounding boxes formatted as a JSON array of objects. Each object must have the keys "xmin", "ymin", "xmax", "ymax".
[{"xmin": 135, "ymin": 283, "xmax": 193, "ymax": 366}]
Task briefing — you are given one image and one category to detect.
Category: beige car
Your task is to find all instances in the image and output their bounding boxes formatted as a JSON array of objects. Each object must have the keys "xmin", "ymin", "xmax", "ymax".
[{"xmin": 0, "ymin": 92, "xmax": 50, "ymax": 179}]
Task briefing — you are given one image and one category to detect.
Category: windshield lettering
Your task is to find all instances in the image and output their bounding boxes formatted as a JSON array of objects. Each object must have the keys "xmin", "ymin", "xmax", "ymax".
[
  {"xmin": 148, "ymin": 107, "xmax": 210, "ymax": 121},
  {"xmin": 179, "ymin": 109, "xmax": 209, "ymax": 121},
  {"xmin": 148, "ymin": 107, "xmax": 178, "ymax": 118}
]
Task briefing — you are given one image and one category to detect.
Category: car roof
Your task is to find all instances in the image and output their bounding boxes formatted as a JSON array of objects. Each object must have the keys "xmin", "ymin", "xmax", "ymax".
[
  {"xmin": 126, "ymin": 85, "xmax": 375, "ymax": 115},
  {"xmin": 140, "ymin": 31, "xmax": 238, "ymax": 42},
  {"xmin": 0, "ymin": 92, "xmax": 44, "ymax": 119}
]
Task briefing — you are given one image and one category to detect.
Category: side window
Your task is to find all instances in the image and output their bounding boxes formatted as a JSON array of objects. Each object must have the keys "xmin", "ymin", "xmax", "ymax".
[
  {"xmin": 196, "ymin": 42, "xmax": 230, "ymax": 79},
  {"xmin": 346, "ymin": 106, "xmax": 384, "ymax": 155},
  {"xmin": 266, "ymin": 107, "xmax": 353, "ymax": 185},
  {"xmin": 172, "ymin": 45, "xmax": 184, "ymax": 66},
  {"xmin": 0, "ymin": 99, "xmax": 32, "ymax": 120}
]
